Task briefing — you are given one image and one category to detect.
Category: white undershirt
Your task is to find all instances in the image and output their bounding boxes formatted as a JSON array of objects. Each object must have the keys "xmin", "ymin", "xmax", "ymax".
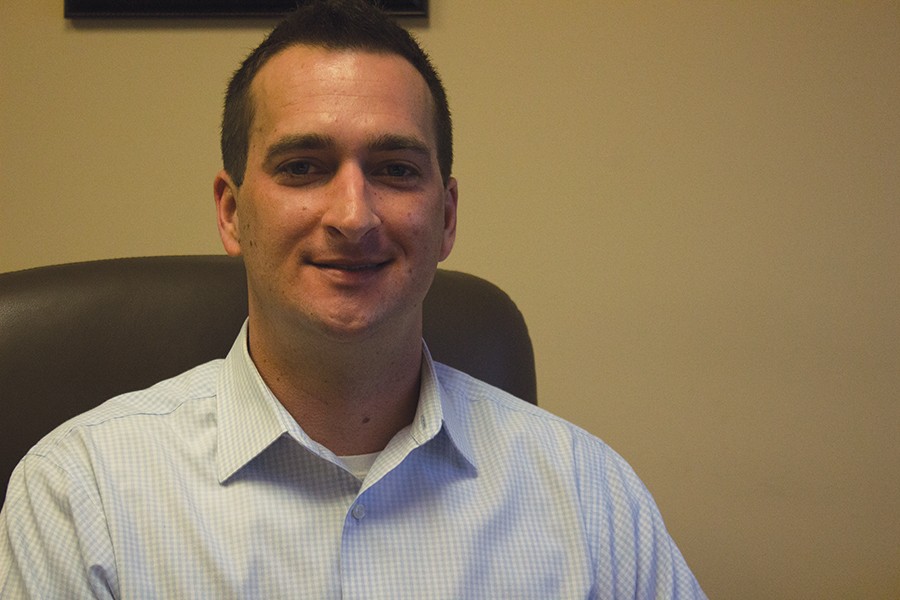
[{"xmin": 339, "ymin": 451, "xmax": 380, "ymax": 481}]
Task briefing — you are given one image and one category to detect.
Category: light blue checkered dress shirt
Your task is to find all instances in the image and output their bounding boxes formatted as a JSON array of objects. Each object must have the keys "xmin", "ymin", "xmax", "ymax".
[{"xmin": 1, "ymin": 323, "xmax": 705, "ymax": 598}]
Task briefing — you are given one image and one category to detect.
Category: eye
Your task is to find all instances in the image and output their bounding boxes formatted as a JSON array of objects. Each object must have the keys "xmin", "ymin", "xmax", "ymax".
[
  {"xmin": 273, "ymin": 159, "xmax": 329, "ymax": 186},
  {"xmin": 382, "ymin": 164, "xmax": 414, "ymax": 178},
  {"xmin": 279, "ymin": 160, "xmax": 314, "ymax": 176},
  {"xmin": 373, "ymin": 163, "xmax": 422, "ymax": 186}
]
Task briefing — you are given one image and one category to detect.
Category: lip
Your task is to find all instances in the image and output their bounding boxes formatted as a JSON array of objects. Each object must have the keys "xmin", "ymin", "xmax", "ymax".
[
  {"xmin": 307, "ymin": 258, "xmax": 392, "ymax": 281},
  {"xmin": 311, "ymin": 259, "xmax": 391, "ymax": 270}
]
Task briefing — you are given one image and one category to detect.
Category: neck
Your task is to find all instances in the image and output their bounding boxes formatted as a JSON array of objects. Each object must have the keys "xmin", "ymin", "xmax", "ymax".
[{"xmin": 246, "ymin": 313, "xmax": 424, "ymax": 456}]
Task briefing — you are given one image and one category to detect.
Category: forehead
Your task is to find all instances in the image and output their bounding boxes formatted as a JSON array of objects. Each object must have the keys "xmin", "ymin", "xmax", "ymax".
[{"xmin": 247, "ymin": 45, "xmax": 436, "ymax": 149}]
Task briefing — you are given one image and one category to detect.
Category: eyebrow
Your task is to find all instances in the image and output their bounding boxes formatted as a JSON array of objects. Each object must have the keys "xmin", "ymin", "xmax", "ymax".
[
  {"xmin": 367, "ymin": 133, "xmax": 431, "ymax": 157},
  {"xmin": 264, "ymin": 133, "xmax": 333, "ymax": 164},
  {"xmin": 263, "ymin": 132, "xmax": 432, "ymax": 165}
]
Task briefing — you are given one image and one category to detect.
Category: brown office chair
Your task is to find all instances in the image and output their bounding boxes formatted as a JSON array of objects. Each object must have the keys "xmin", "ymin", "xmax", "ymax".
[{"xmin": 0, "ymin": 256, "xmax": 536, "ymax": 503}]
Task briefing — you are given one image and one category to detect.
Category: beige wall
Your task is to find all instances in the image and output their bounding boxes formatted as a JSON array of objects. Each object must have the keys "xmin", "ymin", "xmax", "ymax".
[{"xmin": 3, "ymin": 1, "xmax": 899, "ymax": 597}]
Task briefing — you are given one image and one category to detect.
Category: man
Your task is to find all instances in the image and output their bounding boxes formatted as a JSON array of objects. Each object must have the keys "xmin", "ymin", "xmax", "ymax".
[{"xmin": 0, "ymin": 1, "xmax": 705, "ymax": 597}]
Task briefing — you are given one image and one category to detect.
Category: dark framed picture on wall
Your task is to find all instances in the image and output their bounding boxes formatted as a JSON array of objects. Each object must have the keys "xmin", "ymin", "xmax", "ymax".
[{"xmin": 65, "ymin": 0, "xmax": 428, "ymax": 18}]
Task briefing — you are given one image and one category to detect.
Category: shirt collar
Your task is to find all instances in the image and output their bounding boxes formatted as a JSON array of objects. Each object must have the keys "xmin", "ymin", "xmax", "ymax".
[
  {"xmin": 216, "ymin": 321, "xmax": 289, "ymax": 483},
  {"xmin": 418, "ymin": 343, "xmax": 476, "ymax": 469},
  {"xmin": 215, "ymin": 321, "xmax": 476, "ymax": 483}
]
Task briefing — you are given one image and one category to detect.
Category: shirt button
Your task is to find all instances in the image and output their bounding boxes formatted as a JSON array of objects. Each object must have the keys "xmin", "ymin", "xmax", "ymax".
[{"xmin": 351, "ymin": 503, "xmax": 366, "ymax": 520}]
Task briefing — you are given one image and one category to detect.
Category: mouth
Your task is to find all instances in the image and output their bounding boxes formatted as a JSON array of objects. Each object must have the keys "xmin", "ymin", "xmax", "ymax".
[{"xmin": 310, "ymin": 259, "xmax": 391, "ymax": 273}]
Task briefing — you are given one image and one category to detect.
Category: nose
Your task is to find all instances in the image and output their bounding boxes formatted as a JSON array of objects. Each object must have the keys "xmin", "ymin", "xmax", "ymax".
[{"xmin": 321, "ymin": 164, "xmax": 381, "ymax": 242}]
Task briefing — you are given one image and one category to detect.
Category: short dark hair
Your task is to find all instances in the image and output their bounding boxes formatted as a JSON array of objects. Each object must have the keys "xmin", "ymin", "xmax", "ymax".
[{"xmin": 221, "ymin": 0, "xmax": 452, "ymax": 186}]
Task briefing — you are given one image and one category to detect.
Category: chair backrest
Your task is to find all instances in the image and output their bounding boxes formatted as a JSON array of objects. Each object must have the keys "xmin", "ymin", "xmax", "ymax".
[{"xmin": 0, "ymin": 256, "xmax": 536, "ymax": 502}]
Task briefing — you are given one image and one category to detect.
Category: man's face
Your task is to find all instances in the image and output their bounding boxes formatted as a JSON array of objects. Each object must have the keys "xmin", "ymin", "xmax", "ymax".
[{"xmin": 215, "ymin": 45, "xmax": 457, "ymax": 341}]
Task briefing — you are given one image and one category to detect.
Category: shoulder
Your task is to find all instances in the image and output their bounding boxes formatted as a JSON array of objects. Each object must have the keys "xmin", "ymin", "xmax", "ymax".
[
  {"xmin": 434, "ymin": 361, "xmax": 606, "ymax": 447},
  {"xmin": 433, "ymin": 363, "xmax": 702, "ymax": 593},
  {"xmin": 433, "ymin": 362, "xmax": 663, "ymax": 516},
  {"xmin": 433, "ymin": 362, "xmax": 637, "ymax": 482},
  {"xmin": 25, "ymin": 359, "xmax": 222, "ymax": 465},
  {"xmin": 4, "ymin": 359, "xmax": 224, "ymax": 537}
]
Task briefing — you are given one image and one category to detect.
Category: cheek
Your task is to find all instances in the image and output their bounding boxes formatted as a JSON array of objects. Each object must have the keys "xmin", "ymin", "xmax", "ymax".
[
  {"xmin": 240, "ymin": 194, "xmax": 316, "ymax": 252},
  {"xmin": 404, "ymin": 208, "xmax": 450, "ymax": 261},
  {"xmin": 238, "ymin": 214, "xmax": 255, "ymax": 248}
]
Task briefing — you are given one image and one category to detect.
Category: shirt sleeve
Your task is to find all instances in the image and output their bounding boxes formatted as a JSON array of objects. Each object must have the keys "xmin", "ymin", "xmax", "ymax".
[
  {"xmin": 1, "ymin": 452, "xmax": 118, "ymax": 599},
  {"xmin": 574, "ymin": 434, "xmax": 707, "ymax": 599}
]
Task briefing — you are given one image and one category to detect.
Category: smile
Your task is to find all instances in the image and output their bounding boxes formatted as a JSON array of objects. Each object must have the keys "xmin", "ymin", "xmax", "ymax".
[
  {"xmin": 312, "ymin": 260, "xmax": 391, "ymax": 272},
  {"xmin": 324, "ymin": 264, "xmax": 381, "ymax": 271}
]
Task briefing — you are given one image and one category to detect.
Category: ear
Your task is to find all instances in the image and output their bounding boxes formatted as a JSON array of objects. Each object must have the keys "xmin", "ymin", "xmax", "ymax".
[
  {"xmin": 214, "ymin": 170, "xmax": 243, "ymax": 257},
  {"xmin": 439, "ymin": 176, "xmax": 458, "ymax": 262}
]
